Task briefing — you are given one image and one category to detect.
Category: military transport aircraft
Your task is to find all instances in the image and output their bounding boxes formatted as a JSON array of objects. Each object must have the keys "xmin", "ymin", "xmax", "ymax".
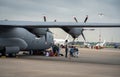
[{"xmin": 0, "ymin": 16, "xmax": 120, "ymax": 56}]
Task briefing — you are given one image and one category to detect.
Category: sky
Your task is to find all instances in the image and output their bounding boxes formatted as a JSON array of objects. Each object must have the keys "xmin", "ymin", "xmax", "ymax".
[{"xmin": 0, "ymin": 0, "xmax": 120, "ymax": 42}]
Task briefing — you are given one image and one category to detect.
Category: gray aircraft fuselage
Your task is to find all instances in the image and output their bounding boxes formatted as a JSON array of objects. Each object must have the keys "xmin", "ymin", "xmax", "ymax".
[{"xmin": 0, "ymin": 27, "xmax": 53, "ymax": 54}]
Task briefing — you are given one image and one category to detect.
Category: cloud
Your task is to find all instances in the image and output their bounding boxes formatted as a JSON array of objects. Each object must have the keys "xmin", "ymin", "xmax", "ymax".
[{"xmin": 0, "ymin": 0, "xmax": 120, "ymax": 21}]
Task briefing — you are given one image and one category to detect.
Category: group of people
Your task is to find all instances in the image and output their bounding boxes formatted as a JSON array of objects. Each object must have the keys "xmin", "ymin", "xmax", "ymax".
[
  {"xmin": 65, "ymin": 40, "xmax": 79, "ymax": 58},
  {"xmin": 45, "ymin": 44, "xmax": 61, "ymax": 57},
  {"xmin": 65, "ymin": 45, "xmax": 79, "ymax": 58},
  {"xmin": 45, "ymin": 42, "xmax": 79, "ymax": 58}
]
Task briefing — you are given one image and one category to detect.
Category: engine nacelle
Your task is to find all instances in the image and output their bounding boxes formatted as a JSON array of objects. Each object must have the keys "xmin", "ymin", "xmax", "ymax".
[
  {"xmin": 62, "ymin": 27, "xmax": 82, "ymax": 38},
  {"xmin": 27, "ymin": 28, "xmax": 48, "ymax": 37}
]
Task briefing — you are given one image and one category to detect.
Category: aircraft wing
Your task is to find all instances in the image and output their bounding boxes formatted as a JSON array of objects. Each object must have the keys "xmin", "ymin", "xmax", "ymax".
[{"xmin": 0, "ymin": 20, "xmax": 120, "ymax": 28}]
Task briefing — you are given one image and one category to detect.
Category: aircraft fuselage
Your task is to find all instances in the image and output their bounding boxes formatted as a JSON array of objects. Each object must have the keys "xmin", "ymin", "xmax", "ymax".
[{"xmin": 0, "ymin": 27, "xmax": 53, "ymax": 54}]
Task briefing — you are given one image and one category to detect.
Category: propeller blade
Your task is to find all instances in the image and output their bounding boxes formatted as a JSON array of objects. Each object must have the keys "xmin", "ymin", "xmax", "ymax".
[
  {"xmin": 73, "ymin": 16, "xmax": 78, "ymax": 23},
  {"xmin": 84, "ymin": 15, "xmax": 88, "ymax": 23},
  {"xmin": 81, "ymin": 32, "xmax": 86, "ymax": 41},
  {"xmin": 54, "ymin": 19, "xmax": 57, "ymax": 22},
  {"xmin": 43, "ymin": 16, "xmax": 46, "ymax": 22},
  {"xmin": 45, "ymin": 34, "xmax": 47, "ymax": 44}
]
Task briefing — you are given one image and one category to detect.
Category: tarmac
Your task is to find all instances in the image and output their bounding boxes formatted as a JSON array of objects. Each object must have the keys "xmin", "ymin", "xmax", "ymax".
[{"xmin": 0, "ymin": 48, "xmax": 120, "ymax": 77}]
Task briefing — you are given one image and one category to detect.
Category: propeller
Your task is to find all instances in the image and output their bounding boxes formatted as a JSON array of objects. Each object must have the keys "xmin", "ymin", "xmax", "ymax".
[
  {"xmin": 43, "ymin": 17, "xmax": 55, "ymax": 44},
  {"xmin": 73, "ymin": 16, "xmax": 86, "ymax": 41},
  {"xmin": 82, "ymin": 15, "xmax": 89, "ymax": 41},
  {"xmin": 84, "ymin": 15, "xmax": 88, "ymax": 23},
  {"xmin": 43, "ymin": 16, "xmax": 47, "ymax": 44}
]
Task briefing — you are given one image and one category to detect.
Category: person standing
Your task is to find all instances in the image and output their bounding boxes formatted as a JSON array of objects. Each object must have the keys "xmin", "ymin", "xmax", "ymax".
[
  {"xmin": 65, "ymin": 40, "xmax": 68, "ymax": 58},
  {"xmin": 57, "ymin": 44, "xmax": 60, "ymax": 56}
]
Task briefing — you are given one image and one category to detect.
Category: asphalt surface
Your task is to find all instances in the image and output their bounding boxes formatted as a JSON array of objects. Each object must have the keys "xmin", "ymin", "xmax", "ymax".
[{"xmin": 0, "ymin": 48, "xmax": 120, "ymax": 77}]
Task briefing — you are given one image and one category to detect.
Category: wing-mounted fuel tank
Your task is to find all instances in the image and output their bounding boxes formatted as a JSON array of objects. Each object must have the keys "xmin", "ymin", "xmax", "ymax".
[{"xmin": 0, "ymin": 38, "xmax": 27, "ymax": 54}]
